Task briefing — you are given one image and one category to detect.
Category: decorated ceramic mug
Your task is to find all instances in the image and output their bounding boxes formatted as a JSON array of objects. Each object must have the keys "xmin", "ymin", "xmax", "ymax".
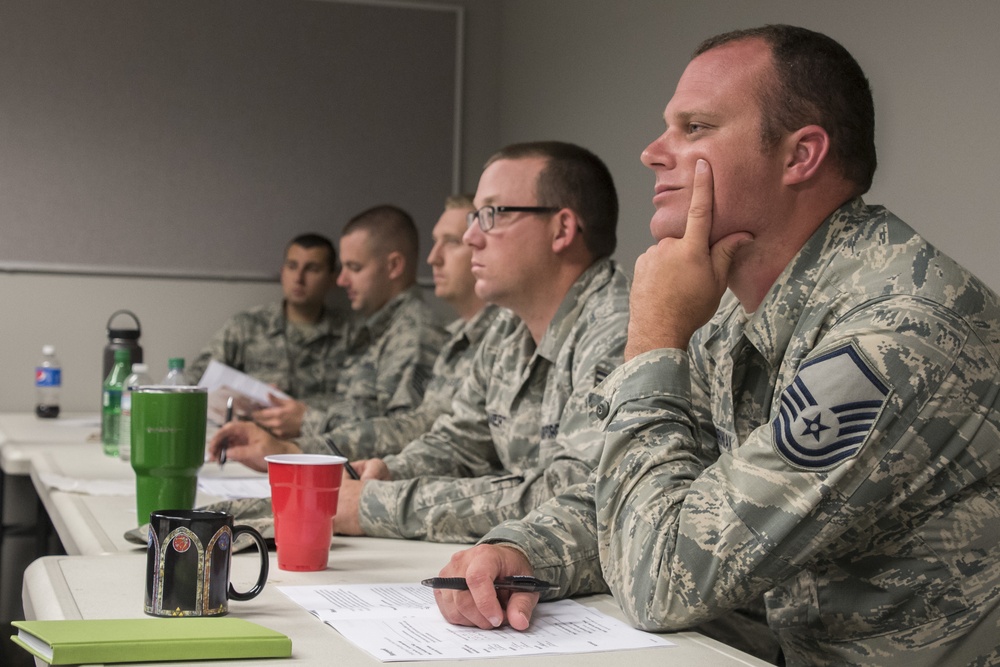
[{"xmin": 145, "ymin": 509, "xmax": 268, "ymax": 617}]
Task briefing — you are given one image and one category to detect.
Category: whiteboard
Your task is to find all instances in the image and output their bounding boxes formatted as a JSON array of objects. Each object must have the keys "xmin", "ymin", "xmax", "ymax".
[{"xmin": 0, "ymin": 0, "xmax": 462, "ymax": 280}]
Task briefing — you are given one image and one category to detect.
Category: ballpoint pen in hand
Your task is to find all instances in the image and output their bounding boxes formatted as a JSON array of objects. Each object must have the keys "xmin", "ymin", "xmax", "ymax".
[
  {"xmin": 323, "ymin": 437, "xmax": 360, "ymax": 480},
  {"xmin": 421, "ymin": 576, "xmax": 558, "ymax": 593},
  {"xmin": 219, "ymin": 395, "xmax": 234, "ymax": 467}
]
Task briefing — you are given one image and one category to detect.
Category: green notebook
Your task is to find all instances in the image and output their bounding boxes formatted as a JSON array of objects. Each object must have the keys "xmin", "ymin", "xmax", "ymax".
[{"xmin": 11, "ymin": 617, "xmax": 291, "ymax": 665}]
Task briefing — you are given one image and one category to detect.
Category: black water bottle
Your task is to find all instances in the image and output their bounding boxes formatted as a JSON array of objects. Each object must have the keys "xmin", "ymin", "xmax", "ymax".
[{"xmin": 103, "ymin": 310, "xmax": 143, "ymax": 386}]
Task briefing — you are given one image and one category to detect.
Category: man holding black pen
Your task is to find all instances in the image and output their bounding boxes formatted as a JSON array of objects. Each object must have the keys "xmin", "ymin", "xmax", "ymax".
[{"xmin": 430, "ymin": 25, "xmax": 1000, "ymax": 666}]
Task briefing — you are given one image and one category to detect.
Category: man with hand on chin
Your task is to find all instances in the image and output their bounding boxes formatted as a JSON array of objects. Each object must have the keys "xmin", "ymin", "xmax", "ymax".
[{"xmin": 431, "ymin": 25, "xmax": 1000, "ymax": 667}]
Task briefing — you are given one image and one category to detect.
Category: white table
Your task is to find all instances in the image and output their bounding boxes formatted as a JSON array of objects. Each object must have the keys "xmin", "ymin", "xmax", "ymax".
[
  {"xmin": 0, "ymin": 412, "xmax": 263, "ymax": 556},
  {"xmin": 23, "ymin": 539, "xmax": 771, "ymax": 667},
  {"xmin": 0, "ymin": 412, "xmax": 261, "ymax": 630},
  {"xmin": 8, "ymin": 413, "xmax": 771, "ymax": 666},
  {"xmin": 25, "ymin": 441, "xmax": 264, "ymax": 555},
  {"xmin": 0, "ymin": 414, "xmax": 100, "ymax": 626}
]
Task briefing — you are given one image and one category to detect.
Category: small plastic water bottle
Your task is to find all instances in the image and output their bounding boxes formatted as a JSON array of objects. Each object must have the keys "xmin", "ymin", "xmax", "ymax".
[
  {"xmin": 102, "ymin": 348, "xmax": 131, "ymax": 457},
  {"xmin": 162, "ymin": 357, "xmax": 187, "ymax": 385},
  {"xmin": 35, "ymin": 345, "xmax": 61, "ymax": 419},
  {"xmin": 119, "ymin": 362, "xmax": 154, "ymax": 462}
]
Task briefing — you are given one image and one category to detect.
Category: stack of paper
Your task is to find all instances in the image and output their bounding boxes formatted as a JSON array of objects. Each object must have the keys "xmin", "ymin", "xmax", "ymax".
[{"xmin": 279, "ymin": 582, "xmax": 674, "ymax": 662}]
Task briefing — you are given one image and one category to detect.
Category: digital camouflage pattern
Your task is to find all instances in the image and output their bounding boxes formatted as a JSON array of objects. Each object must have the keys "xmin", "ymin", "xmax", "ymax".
[
  {"xmin": 357, "ymin": 259, "xmax": 630, "ymax": 543},
  {"xmin": 295, "ymin": 305, "xmax": 501, "ymax": 457},
  {"xmin": 299, "ymin": 286, "xmax": 447, "ymax": 435},
  {"xmin": 485, "ymin": 200, "xmax": 1000, "ymax": 666},
  {"xmin": 185, "ymin": 301, "xmax": 347, "ymax": 405}
]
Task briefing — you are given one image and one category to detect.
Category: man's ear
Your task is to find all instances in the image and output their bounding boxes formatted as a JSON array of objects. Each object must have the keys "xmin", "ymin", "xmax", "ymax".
[
  {"xmin": 385, "ymin": 251, "xmax": 406, "ymax": 280},
  {"xmin": 783, "ymin": 124, "xmax": 830, "ymax": 186},
  {"xmin": 551, "ymin": 209, "xmax": 583, "ymax": 254}
]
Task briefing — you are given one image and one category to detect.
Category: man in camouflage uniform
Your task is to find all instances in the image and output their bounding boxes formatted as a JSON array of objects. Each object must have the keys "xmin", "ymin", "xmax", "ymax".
[
  {"xmin": 304, "ymin": 195, "xmax": 500, "ymax": 459},
  {"xmin": 431, "ymin": 26, "xmax": 1000, "ymax": 667},
  {"xmin": 209, "ymin": 195, "xmax": 499, "ymax": 464},
  {"xmin": 332, "ymin": 141, "xmax": 631, "ymax": 544},
  {"xmin": 185, "ymin": 233, "xmax": 346, "ymax": 404},
  {"xmin": 253, "ymin": 205, "xmax": 447, "ymax": 438}
]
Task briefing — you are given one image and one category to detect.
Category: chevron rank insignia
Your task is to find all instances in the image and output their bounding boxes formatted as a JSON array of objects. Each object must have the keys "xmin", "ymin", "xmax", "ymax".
[{"xmin": 772, "ymin": 344, "xmax": 889, "ymax": 470}]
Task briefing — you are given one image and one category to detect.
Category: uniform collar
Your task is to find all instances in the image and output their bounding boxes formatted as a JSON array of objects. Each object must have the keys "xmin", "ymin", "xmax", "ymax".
[
  {"xmin": 535, "ymin": 258, "xmax": 616, "ymax": 363},
  {"xmin": 350, "ymin": 285, "xmax": 422, "ymax": 345},
  {"xmin": 269, "ymin": 300, "xmax": 344, "ymax": 341},
  {"xmin": 740, "ymin": 197, "xmax": 868, "ymax": 367}
]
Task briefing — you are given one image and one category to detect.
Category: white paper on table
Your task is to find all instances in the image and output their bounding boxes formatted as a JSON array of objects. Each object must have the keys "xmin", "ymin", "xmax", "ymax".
[
  {"xmin": 38, "ymin": 472, "xmax": 270, "ymax": 499},
  {"xmin": 279, "ymin": 583, "xmax": 674, "ymax": 662},
  {"xmin": 37, "ymin": 472, "xmax": 133, "ymax": 496},
  {"xmin": 196, "ymin": 476, "xmax": 271, "ymax": 499},
  {"xmin": 51, "ymin": 416, "xmax": 101, "ymax": 428}
]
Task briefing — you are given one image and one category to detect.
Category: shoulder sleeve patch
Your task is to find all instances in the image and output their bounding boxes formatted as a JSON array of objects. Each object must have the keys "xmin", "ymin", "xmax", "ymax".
[{"xmin": 772, "ymin": 343, "xmax": 890, "ymax": 470}]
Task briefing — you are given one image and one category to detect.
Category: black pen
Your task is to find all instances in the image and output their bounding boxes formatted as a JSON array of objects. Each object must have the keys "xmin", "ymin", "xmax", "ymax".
[
  {"xmin": 219, "ymin": 396, "xmax": 234, "ymax": 467},
  {"xmin": 324, "ymin": 437, "xmax": 360, "ymax": 480},
  {"xmin": 421, "ymin": 576, "xmax": 558, "ymax": 593}
]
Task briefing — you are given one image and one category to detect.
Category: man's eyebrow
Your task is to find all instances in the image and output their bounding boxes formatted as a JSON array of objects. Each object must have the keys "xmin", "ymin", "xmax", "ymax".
[{"xmin": 668, "ymin": 109, "xmax": 722, "ymax": 125}]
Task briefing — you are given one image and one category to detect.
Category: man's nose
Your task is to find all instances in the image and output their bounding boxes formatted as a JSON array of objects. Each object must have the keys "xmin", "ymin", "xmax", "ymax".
[
  {"xmin": 463, "ymin": 224, "xmax": 483, "ymax": 247},
  {"xmin": 641, "ymin": 132, "xmax": 673, "ymax": 169},
  {"xmin": 427, "ymin": 243, "xmax": 442, "ymax": 266}
]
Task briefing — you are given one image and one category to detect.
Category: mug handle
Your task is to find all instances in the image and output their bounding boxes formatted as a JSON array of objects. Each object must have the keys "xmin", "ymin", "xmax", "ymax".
[{"xmin": 228, "ymin": 524, "xmax": 269, "ymax": 601}]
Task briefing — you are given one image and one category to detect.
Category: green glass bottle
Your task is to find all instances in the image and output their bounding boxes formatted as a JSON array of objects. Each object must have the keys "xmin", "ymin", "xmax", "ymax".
[{"xmin": 101, "ymin": 348, "xmax": 131, "ymax": 456}]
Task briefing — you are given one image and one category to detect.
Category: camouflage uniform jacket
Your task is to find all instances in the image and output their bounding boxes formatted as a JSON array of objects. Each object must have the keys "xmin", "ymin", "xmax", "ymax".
[
  {"xmin": 356, "ymin": 259, "xmax": 630, "ymax": 543},
  {"xmin": 300, "ymin": 286, "xmax": 447, "ymax": 435},
  {"xmin": 296, "ymin": 304, "xmax": 501, "ymax": 458},
  {"xmin": 486, "ymin": 199, "xmax": 1000, "ymax": 667},
  {"xmin": 185, "ymin": 300, "xmax": 346, "ymax": 404}
]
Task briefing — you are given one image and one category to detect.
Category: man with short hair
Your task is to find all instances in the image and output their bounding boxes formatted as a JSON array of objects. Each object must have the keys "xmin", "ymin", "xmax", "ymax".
[
  {"xmin": 210, "ymin": 195, "xmax": 499, "ymax": 463},
  {"xmin": 433, "ymin": 25, "xmax": 1000, "ymax": 666},
  {"xmin": 254, "ymin": 205, "xmax": 448, "ymax": 439},
  {"xmin": 332, "ymin": 141, "xmax": 631, "ymax": 544},
  {"xmin": 185, "ymin": 233, "xmax": 346, "ymax": 404}
]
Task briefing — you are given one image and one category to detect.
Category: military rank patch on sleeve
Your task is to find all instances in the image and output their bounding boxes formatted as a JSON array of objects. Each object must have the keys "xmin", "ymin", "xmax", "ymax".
[{"xmin": 772, "ymin": 343, "xmax": 889, "ymax": 470}]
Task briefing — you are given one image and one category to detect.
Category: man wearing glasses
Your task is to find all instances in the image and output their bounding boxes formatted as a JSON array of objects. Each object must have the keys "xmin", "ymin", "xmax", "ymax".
[{"xmin": 332, "ymin": 141, "xmax": 631, "ymax": 542}]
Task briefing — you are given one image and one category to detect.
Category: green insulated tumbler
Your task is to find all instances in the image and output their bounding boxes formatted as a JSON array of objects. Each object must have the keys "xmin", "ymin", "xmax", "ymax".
[{"xmin": 130, "ymin": 386, "xmax": 208, "ymax": 524}]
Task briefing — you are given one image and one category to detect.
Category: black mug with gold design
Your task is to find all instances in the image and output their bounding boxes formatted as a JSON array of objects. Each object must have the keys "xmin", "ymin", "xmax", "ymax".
[{"xmin": 145, "ymin": 510, "xmax": 268, "ymax": 617}]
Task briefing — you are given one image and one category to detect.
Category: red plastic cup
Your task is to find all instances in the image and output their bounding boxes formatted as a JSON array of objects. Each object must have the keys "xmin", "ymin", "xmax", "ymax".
[{"xmin": 264, "ymin": 454, "xmax": 346, "ymax": 571}]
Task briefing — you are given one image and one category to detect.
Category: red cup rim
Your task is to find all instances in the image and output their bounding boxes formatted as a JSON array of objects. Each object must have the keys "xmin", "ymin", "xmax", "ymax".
[{"xmin": 264, "ymin": 454, "xmax": 347, "ymax": 466}]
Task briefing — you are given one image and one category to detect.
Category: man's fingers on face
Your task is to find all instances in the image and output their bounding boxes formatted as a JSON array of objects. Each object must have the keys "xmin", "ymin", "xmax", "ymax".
[{"xmin": 683, "ymin": 158, "xmax": 714, "ymax": 244}]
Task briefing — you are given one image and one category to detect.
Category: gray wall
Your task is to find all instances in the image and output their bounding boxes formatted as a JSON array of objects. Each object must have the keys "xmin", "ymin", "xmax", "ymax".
[
  {"xmin": 495, "ymin": 0, "xmax": 1000, "ymax": 292},
  {"xmin": 1, "ymin": 0, "xmax": 503, "ymax": 413},
  {"xmin": 6, "ymin": 0, "xmax": 1000, "ymax": 413}
]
